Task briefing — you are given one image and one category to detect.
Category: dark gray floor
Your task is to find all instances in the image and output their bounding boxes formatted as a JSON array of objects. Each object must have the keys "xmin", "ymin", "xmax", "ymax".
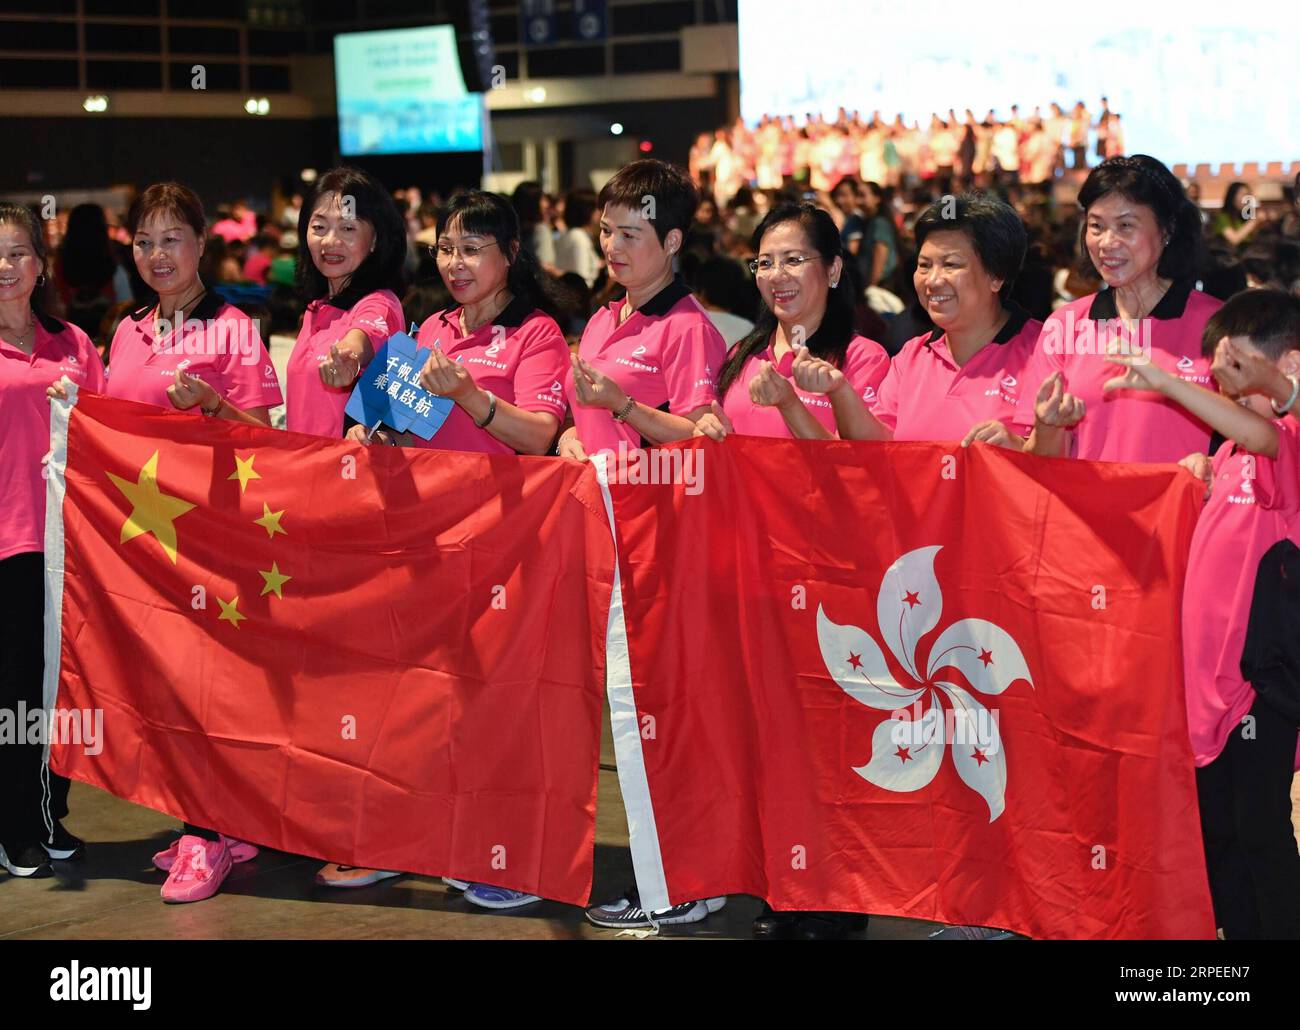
[{"xmin": 1, "ymin": 719, "xmax": 939, "ymax": 940}]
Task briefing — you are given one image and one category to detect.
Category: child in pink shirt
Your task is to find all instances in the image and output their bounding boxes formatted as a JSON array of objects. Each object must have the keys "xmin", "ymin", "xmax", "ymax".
[{"xmin": 1104, "ymin": 287, "xmax": 1300, "ymax": 939}]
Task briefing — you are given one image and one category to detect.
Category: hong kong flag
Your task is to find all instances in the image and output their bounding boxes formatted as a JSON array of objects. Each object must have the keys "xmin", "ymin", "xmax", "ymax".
[
  {"xmin": 43, "ymin": 390, "xmax": 611, "ymax": 905},
  {"xmin": 590, "ymin": 436, "xmax": 1215, "ymax": 939}
]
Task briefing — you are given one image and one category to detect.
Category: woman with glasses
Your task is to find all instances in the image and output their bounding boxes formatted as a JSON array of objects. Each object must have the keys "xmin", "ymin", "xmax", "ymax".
[
  {"xmin": 344, "ymin": 189, "xmax": 569, "ymax": 906},
  {"xmin": 285, "ymin": 166, "xmax": 407, "ymax": 439},
  {"xmin": 692, "ymin": 203, "xmax": 888, "ymax": 443}
]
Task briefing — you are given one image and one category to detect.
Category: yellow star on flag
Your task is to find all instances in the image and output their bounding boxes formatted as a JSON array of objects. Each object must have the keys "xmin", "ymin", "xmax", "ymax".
[
  {"xmin": 259, "ymin": 561, "xmax": 291, "ymax": 598},
  {"xmin": 254, "ymin": 503, "xmax": 286, "ymax": 539},
  {"xmin": 228, "ymin": 453, "xmax": 261, "ymax": 494},
  {"xmin": 105, "ymin": 451, "xmax": 195, "ymax": 565},
  {"xmin": 216, "ymin": 595, "xmax": 246, "ymax": 628}
]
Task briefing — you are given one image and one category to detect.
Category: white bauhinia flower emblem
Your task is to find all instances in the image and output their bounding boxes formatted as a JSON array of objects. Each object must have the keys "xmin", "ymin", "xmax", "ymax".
[{"xmin": 816, "ymin": 545, "xmax": 1034, "ymax": 822}]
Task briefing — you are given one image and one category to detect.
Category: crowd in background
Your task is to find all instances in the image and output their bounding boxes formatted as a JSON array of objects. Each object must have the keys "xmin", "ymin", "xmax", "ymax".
[
  {"xmin": 689, "ymin": 100, "xmax": 1126, "ymax": 203},
  {"xmin": 24, "ymin": 139, "xmax": 1300, "ymax": 395}
]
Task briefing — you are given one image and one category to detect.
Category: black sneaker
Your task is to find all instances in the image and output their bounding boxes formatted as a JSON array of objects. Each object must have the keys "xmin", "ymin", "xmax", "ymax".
[
  {"xmin": 0, "ymin": 842, "xmax": 55, "ymax": 878},
  {"xmin": 42, "ymin": 822, "xmax": 85, "ymax": 861},
  {"xmin": 584, "ymin": 886, "xmax": 709, "ymax": 929}
]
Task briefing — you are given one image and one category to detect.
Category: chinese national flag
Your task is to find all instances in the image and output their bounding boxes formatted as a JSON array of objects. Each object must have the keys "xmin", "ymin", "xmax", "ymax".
[
  {"xmin": 592, "ymin": 436, "xmax": 1215, "ymax": 939},
  {"xmin": 44, "ymin": 392, "xmax": 611, "ymax": 905}
]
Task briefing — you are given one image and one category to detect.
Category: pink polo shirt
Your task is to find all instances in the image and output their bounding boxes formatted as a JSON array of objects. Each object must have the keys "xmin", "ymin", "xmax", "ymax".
[
  {"xmin": 1013, "ymin": 280, "xmax": 1221, "ymax": 462},
  {"xmin": 873, "ymin": 307, "xmax": 1042, "ymax": 441},
  {"xmin": 1, "ymin": 312, "xmax": 106, "ymax": 560},
  {"xmin": 566, "ymin": 277, "xmax": 725, "ymax": 454},
  {"xmin": 1184, "ymin": 424, "xmax": 1300, "ymax": 768},
  {"xmin": 286, "ymin": 289, "xmax": 403, "ymax": 438},
  {"xmin": 412, "ymin": 298, "xmax": 568, "ymax": 454},
  {"xmin": 721, "ymin": 333, "xmax": 889, "ymax": 438},
  {"xmin": 106, "ymin": 294, "xmax": 283, "ymax": 412}
]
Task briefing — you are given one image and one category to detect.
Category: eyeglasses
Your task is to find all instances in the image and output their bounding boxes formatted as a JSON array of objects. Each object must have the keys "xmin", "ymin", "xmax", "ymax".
[
  {"xmin": 430, "ymin": 240, "xmax": 500, "ymax": 262},
  {"xmin": 748, "ymin": 253, "xmax": 816, "ymax": 275}
]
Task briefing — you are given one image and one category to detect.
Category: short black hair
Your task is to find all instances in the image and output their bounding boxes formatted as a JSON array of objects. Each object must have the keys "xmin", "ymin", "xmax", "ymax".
[
  {"xmin": 296, "ymin": 165, "xmax": 407, "ymax": 311},
  {"xmin": 1201, "ymin": 288, "xmax": 1300, "ymax": 360},
  {"xmin": 597, "ymin": 159, "xmax": 698, "ymax": 246},
  {"xmin": 913, "ymin": 191, "xmax": 1028, "ymax": 301},
  {"xmin": 563, "ymin": 188, "xmax": 598, "ymax": 232},
  {"xmin": 1077, "ymin": 155, "xmax": 1203, "ymax": 281}
]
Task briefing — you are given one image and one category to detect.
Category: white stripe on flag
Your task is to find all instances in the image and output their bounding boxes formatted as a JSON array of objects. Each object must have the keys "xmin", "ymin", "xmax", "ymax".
[
  {"xmin": 591, "ymin": 452, "xmax": 670, "ymax": 913},
  {"xmin": 41, "ymin": 378, "xmax": 76, "ymax": 806}
]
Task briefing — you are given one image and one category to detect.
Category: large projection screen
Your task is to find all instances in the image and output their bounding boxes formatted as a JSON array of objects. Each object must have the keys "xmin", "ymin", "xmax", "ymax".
[
  {"xmin": 335, "ymin": 24, "xmax": 483, "ymax": 157},
  {"xmin": 738, "ymin": 0, "xmax": 1298, "ymax": 166}
]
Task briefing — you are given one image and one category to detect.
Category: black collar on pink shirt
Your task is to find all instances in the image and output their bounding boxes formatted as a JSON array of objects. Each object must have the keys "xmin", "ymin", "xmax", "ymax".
[
  {"xmin": 437, "ymin": 293, "xmax": 533, "ymax": 331},
  {"xmin": 633, "ymin": 275, "xmax": 691, "ymax": 318},
  {"xmin": 924, "ymin": 300, "xmax": 1032, "ymax": 349},
  {"xmin": 128, "ymin": 290, "xmax": 225, "ymax": 324},
  {"xmin": 1087, "ymin": 277, "xmax": 1195, "ymax": 321}
]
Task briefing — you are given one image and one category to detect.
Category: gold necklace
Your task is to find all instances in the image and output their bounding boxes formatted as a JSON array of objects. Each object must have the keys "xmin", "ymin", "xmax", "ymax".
[{"xmin": 2, "ymin": 312, "xmax": 35, "ymax": 351}]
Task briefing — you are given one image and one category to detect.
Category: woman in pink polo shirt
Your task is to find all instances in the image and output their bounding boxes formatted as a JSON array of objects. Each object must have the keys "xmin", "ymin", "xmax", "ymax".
[
  {"xmin": 100, "ymin": 182, "xmax": 283, "ymax": 428},
  {"xmin": 556, "ymin": 159, "xmax": 726, "ymax": 464},
  {"xmin": 791, "ymin": 193, "xmax": 1043, "ymax": 454},
  {"xmin": 345, "ymin": 189, "xmax": 568, "ymax": 459},
  {"xmin": 552, "ymin": 160, "xmax": 727, "ymax": 931},
  {"xmin": 1021, "ymin": 155, "xmax": 1221, "ymax": 461},
  {"xmin": 0, "ymin": 203, "xmax": 106, "ymax": 880},
  {"xmin": 341, "ymin": 190, "xmax": 569, "ymax": 902},
  {"xmin": 691, "ymin": 202, "xmax": 888, "ymax": 446},
  {"xmin": 691, "ymin": 201, "xmax": 887, "ymax": 942},
  {"xmin": 97, "ymin": 182, "xmax": 282, "ymax": 904},
  {"xmin": 286, "ymin": 166, "xmax": 406, "ymax": 438}
]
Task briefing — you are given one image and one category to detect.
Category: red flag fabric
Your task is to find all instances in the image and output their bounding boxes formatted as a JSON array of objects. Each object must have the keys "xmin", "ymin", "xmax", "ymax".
[
  {"xmin": 592, "ymin": 435, "xmax": 1215, "ymax": 939},
  {"xmin": 44, "ymin": 391, "xmax": 611, "ymax": 905}
]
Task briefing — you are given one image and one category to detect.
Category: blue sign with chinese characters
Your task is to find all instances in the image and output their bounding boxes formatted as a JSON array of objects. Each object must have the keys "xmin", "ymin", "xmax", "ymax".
[{"xmin": 344, "ymin": 333, "xmax": 455, "ymax": 441}]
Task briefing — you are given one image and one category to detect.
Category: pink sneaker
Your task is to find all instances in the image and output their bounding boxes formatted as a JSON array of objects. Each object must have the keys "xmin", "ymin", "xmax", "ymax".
[
  {"xmin": 160, "ymin": 835, "xmax": 233, "ymax": 904},
  {"xmin": 153, "ymin": 834, "xmax": 258, "ymax": 872}
]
